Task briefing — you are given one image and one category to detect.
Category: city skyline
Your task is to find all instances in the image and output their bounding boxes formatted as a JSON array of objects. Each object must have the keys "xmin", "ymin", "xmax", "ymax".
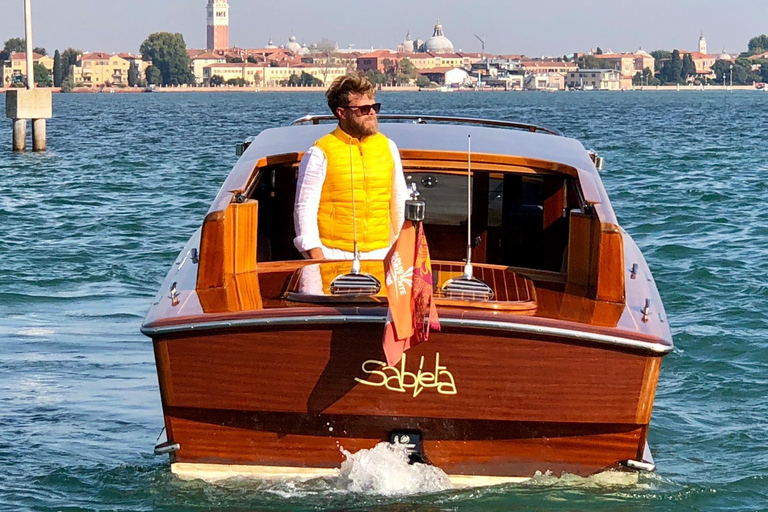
[{"xmin": 0, "ymin": 0, "xmax": 766, "ymax": 57}]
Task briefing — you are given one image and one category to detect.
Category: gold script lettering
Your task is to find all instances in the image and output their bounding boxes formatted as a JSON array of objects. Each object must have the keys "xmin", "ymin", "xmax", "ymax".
[{"xmin": 354, "ymin": 353, "xmax": 457, "ymax": 397}]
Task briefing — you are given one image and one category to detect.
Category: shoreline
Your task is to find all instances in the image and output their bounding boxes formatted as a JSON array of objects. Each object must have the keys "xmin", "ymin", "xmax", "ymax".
[{"xmin": 1, "ymin": 84, "xmax": 762, "ymax": 94}]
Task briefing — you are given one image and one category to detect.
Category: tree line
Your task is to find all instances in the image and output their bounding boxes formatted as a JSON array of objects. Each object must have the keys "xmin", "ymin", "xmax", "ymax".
[{"xmin": 642, "ymin": 34, "xmax": 768, "ymax": 86}]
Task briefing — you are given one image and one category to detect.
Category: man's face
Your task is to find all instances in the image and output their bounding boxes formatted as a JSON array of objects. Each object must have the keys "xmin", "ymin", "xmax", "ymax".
[{"xmin": 337, "ymin": 92, "xmax": 378, "ymax": 138}]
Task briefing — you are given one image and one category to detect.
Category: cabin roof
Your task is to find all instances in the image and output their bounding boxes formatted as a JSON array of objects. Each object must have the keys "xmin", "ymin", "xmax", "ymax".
[{"xmin": 244, "ymin": 122, "xmax": 597, "ymax": 172}]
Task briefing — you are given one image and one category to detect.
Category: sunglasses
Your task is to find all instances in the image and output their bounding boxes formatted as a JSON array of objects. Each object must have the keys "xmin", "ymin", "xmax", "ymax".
[{"xmin": 341, "ymin": 103, "xmax": 381, "ymax": 115}]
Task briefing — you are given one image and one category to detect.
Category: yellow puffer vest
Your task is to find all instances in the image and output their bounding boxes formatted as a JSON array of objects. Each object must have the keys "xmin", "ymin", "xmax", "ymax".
[{"xmin": 314, "ymin": 127, "xmax": 394, "ymax": 253}]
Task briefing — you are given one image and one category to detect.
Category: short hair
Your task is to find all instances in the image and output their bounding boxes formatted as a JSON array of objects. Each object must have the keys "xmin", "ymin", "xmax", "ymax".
[{"xmin": 326, "ymin": 72, "xmax": 376, "ymax": 117}]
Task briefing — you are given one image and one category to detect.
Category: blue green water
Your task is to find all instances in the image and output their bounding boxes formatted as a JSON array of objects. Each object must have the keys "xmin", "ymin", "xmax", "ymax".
[{"xmin": 1, "ymin": 90, "xmax": 767, "ymax": 511}]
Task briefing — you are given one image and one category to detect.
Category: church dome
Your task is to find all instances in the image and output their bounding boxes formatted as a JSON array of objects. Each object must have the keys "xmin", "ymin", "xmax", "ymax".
[
  {"xmin": 265, "ymin": 38, "xmax": 277, "ymax": 49},
  {"xmin": 298, "ymin": 43, "xmax": 310, "ymax": 56},
  {"xmin": 424, "ymin": 21, "xmax": 453, "ymax": 53},
  {"xmin": 719, "ymin": 48, "xmax": 731, "ymax": 60},
  {"xmin": 401, "ymin": 31, "xmax": 414, "ymax": 53},
  {"xmin": 286, "ymin": 36, "xmax": 301, "ymax": 53}
]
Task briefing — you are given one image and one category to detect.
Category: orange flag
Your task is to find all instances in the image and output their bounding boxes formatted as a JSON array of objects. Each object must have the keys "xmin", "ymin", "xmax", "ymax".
[{"xmin": 383, "ymin": 221, "xmax": 439, "ymax": 366}]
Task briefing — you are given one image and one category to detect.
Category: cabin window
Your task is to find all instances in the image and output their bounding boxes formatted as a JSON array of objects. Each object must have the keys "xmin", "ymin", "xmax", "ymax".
[
  {"xmin": 405, "ymin": 171, "xmax": 574, "ymax": 272},
  {"xmin": 250, "ymin": 164, "xmax": 575, "ymax": 273}
]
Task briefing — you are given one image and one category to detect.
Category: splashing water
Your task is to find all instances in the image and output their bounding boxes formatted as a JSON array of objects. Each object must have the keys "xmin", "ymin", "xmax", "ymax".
[{"xmin": 338, "ymin": 442, "xmax": 452, "ymax": 496}]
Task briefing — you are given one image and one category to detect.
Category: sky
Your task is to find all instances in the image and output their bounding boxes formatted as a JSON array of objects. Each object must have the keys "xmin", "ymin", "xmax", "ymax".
[{"xmin": 0, "ymin": 0, "xmax": 765, "ymax": 57}]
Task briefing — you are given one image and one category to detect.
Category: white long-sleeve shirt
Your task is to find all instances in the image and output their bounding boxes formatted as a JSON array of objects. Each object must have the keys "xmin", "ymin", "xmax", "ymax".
[{"xmin": 293, "ymin": 137, "xmax": 408, "ymax": 256}]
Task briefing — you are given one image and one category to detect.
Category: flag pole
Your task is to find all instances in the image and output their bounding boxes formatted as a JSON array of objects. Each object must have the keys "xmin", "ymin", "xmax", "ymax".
[
  {"xmin": 349, "ymin": 142, "xmax": 361, "ymax": 274},
  {"xmin": 463, "ymin": 135, "xmax": 473, "ymax": 279}
]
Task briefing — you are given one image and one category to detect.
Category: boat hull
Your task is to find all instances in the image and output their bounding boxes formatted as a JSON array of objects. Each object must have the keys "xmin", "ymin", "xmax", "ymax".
[{"xmin": 152, "ymin": 319, "xmax": 662, "ymax": 480}]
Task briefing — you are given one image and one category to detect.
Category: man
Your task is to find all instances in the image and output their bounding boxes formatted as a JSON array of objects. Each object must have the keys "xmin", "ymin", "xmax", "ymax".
[{"xmin": 293, "ymin": 72, "xmax": 408, "ymax": 260}]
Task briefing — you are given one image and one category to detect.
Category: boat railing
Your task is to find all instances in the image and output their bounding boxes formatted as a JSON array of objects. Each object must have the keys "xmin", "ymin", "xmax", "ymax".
[{"xmin": 290, "ymin": 114, "xmax": 563, "ymax": 136}]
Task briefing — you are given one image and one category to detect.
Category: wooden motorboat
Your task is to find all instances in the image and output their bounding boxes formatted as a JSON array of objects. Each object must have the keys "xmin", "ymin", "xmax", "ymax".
[{"xmin": 142, "ymin": 115, "xmax": 673, "ymax": 486}]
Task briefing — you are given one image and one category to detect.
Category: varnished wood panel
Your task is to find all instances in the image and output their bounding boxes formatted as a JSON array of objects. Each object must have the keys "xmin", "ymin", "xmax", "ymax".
[
  {"xmin": 157, "ymin": 325, "xmax": 650, "ymax": 425},
  {"xmin": 166, "ymin": 414, "xmax": 645, "ymax": 477}
]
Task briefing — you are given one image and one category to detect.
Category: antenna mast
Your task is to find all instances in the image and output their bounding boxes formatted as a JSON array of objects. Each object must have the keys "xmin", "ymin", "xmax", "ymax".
[
  {"xmin": 464, "ymin": 135, "xmax": 473, "ymax": 279},
  {"xmin": 349, "ymin": 143, "xmax": 361, "ymax": 274}
]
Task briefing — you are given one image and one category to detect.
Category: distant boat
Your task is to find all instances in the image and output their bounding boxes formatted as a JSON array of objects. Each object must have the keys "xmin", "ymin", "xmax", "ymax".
[{"xmin": 143, "ymin": 114, "xmax": 673, "ymax": 486}]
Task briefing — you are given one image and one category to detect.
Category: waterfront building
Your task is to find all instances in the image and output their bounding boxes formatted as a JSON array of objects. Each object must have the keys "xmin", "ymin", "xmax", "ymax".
[
  {"xmin": 356, "ymin": 50, "xmax": 403, "ymax": 73},
  {"xmin": 203, "ymin": 62, "xmax": 348, "ymax": 87},
  {"xmin": 565, "ymin": 69, "xmax": 621, "ymax": 90},
  {"xmin": 524, "ymin": 72, "xmax": 565, "ymax": 91},
  {"xmin": 304, "ymin": 52, "xmax": 359, "ymax": 71},
  {"xmin": 418, "ymin": 66, "xmax": 469, "ymax": 86},
  {"xmin": 1, "ymin": 51, "xmax": 53, "ymax": 87},
  {"xmin": 207, "ymin": 0, "xmax": 230, "ymax": 51},
  {"xmin": 72, "ymin": 52, "xmax": 131, "ymax": 87},
  {"xmin": 203, "ymin": 62, "xmax": 262, "ymax": 85},
  {"xmin": 117, "ymin": 53, "xmax": 152, "ymax": 80},
  {"xmin": 191, "ymin": 51, "xmax": 226, "ymax": 84},
  {"xmin": 593, "ymin": 50, "xmax": 654, "ymax": 88},
  {"xmin": 520, "ymin": 60, "xmax": 577, "ymax": 75}
]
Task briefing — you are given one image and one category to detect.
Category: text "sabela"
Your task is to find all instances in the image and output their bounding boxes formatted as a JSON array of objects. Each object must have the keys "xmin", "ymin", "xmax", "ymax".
[{"xmin": 354, "ymin": 353, "xmax": 457, "ymax": 397}]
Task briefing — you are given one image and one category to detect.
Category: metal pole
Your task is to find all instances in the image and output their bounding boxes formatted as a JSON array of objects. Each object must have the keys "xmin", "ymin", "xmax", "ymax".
[{"xmin": 24, "ymin": 0, "xmax": 34, "ymax": 90}]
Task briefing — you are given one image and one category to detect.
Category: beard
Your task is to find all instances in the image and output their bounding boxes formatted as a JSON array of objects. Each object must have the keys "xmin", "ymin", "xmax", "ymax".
[{"xmin": 343, "ymin": 114, "xmax": 378, "ymax": 138}]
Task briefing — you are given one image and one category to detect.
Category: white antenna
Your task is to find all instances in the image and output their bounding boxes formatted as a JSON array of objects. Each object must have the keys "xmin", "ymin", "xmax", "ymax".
[
  {"xmin": 464, "ymin": 135, "xmax": 473, "ymax": 279},
  {"xmin": 349, "ymin": 142, "xmax": 361, "ymax": 274},
  {"xmin": 439, "ymin": 133, "xmax": 493, "ymax": 301}
]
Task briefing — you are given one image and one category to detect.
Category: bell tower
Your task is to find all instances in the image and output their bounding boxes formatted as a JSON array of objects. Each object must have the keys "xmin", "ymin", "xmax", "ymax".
[
  {"xmin": 698, "ymin": 33, "xmax": 707, "ymax": 54},
  {"xmin": 207, "ymin": 0, "xmax": 230, "ymax": 51}
]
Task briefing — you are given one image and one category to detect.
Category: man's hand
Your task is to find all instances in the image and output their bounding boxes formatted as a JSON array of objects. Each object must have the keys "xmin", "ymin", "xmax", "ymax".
[{"xmin": 305, "ymin": 248, "xmax": 325, "ymax": 260}]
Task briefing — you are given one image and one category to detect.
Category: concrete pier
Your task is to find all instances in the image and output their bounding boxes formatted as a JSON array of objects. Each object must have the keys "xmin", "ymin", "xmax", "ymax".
[{"xmin": 6, "ymin": 89, "xmax": 52, "ymax": 152}]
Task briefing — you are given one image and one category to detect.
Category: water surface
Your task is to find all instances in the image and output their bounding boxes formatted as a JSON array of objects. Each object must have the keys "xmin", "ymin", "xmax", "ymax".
[{"xmin": 1, "ymin": 90, "xmax": 767, "ymax": 511}]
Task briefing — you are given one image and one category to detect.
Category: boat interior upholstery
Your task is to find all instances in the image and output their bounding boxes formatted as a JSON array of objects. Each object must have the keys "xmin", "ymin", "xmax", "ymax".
[{"xmin": 249, "ymin": 158, "xmax": 582, "ymax": 275}]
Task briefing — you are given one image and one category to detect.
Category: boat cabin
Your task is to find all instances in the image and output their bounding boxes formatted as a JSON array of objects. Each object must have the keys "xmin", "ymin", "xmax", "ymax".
[{"xmin": 195, "ymin": 116, "xmax": 625, "ymax": 316}]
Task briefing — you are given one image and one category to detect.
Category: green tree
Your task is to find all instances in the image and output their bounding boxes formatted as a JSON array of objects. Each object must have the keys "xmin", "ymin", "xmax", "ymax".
[
  {"xmin": 711, "ymin": 60, "xmax": 752, "ymax": 85},
  {"xmin": 59, "ymin": 48, "xmax": 82, "ymax": 81},
  {"xmin": 415, "ymin": 75, "xmax": 430, "ymax": 88},
  {"xmin": 60, "ymin": 75, "xmax": 74, "ymax": 93},
  {"xmin": 33, "ymin": 47, "xmax": 47, "ymax": 56},
  {"xmin": 139, "ymin": 32, "xmax": 194, "ymax": 86},
  {"xmin": 659, "ymin": 49, "xmax": 684, "ymax": 84},
  {"xmin": 226, "ymin": 56, "xmax": 243, "ymax": 63},
  {"xmin": 298, "ymin": 71, "xmax": 322, "ymax": 86},
  {"xmin": 365, "ymin": 69, "xmax": 387, "ymax": 85},
  {"xmin": 650, "ymin": 50, "xmax": 671, "ymax": 72},
  {"xmin": 209, "ymin": 74, "xmax": 224, "ymax": 86},
  {"xmin": 128, "ymin": 62, "xmax": 139, "ymax": 87},
  {"xmin": 53, "ymin": 49, "xmax": 62, "ymax": 87},
  {"xmin": 761, "ymin": 63, "xmax": 768, "ymax": 82},
  {"xmin": 226, "ymin": 77, "xmax": 246, "ymax": 86},
  {"xmin": 33, "ymin": 62, "xmax": 51, "ymax": 86},
  {"xmin": 748, "ymin": 34, "xmax": 768, "ymax": 55},
  {"xmin": 595, "ymin": 47, "xmax": 603, "ymax": 55},
  {"xmin": 633, "ymin": 67, "xmax": 660, "ymax": 86},
  {"xmin": 145, "ymin": 65, "xmax": 162, "ymax": 86},
  {"xmin": 247, "ymin": 55, "xmax": 258, "ymax": 64},
  {"xmin": 575, "ymin": 54, "xmax": 612, "ymax": 70},
  {"xmin": 681, "ymin": 53, "xmax": 696, "ymax": 82},
  {"xmin": 1, "ymin": 37, "xmax": 26, "ymax": 59},
  {"xmin": 669, "ymin": 50, "xmax": 683, "ymax": 83}
]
